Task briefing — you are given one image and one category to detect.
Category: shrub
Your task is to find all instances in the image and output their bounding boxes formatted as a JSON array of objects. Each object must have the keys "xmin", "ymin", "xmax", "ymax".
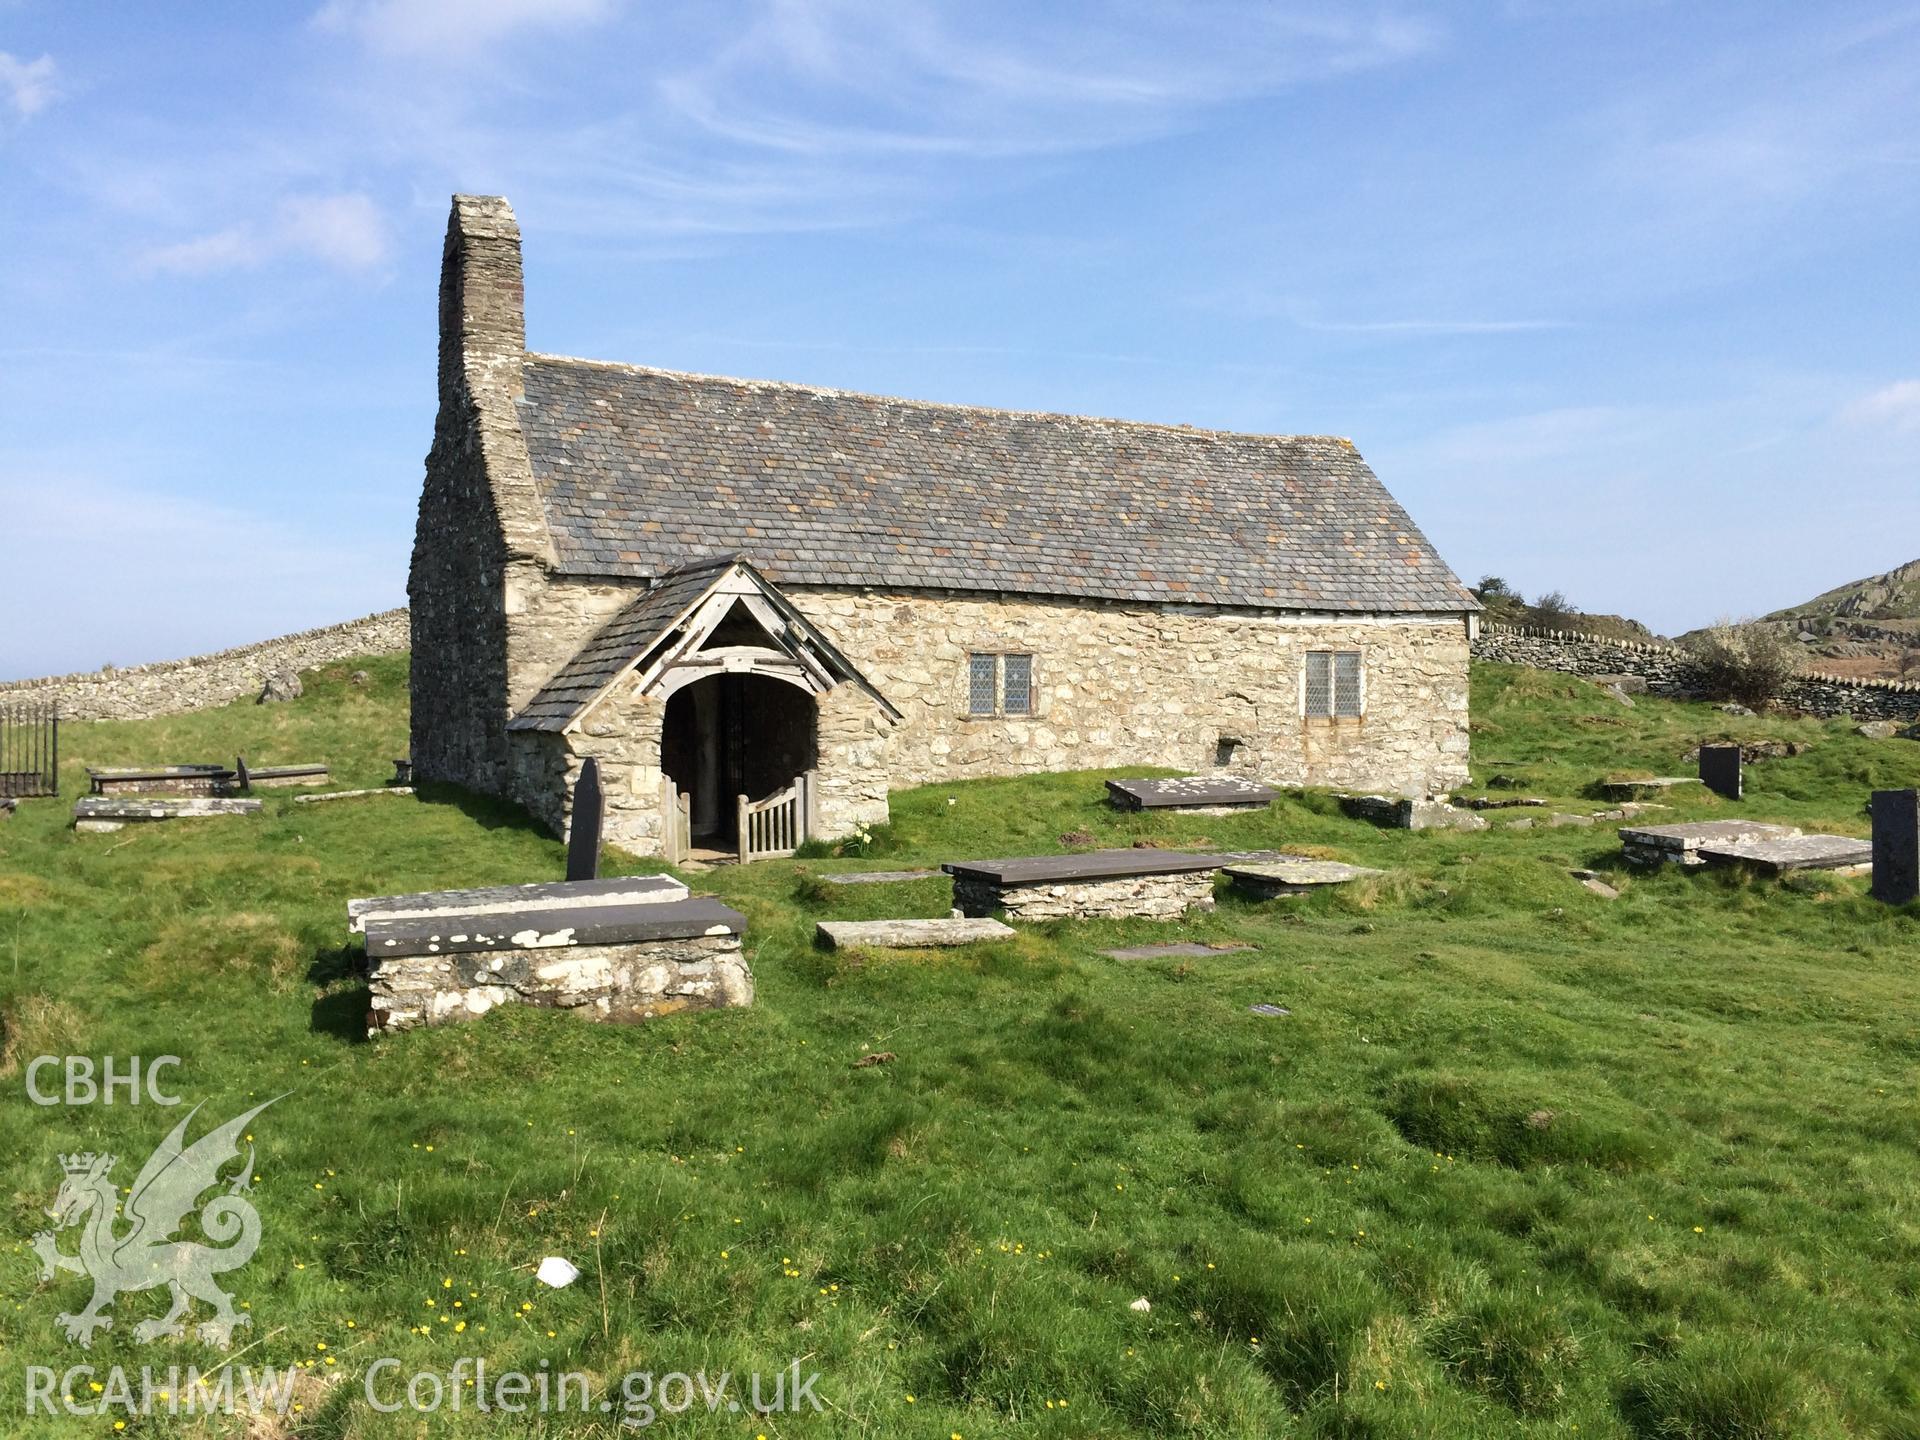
[{"xmin": 1684, "ymin": 623, "xmax": 1801, "ymax": 709}]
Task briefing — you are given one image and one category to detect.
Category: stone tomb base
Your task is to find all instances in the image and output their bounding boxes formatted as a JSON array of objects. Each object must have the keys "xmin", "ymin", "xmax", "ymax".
[
  {"xmin": 1105, "ymin": 776, "xmax": 1277, "ymax": 815},
  {"xmin": 357, "ymin": 879, "xmax": 750, "ymax": 1034},
  {"xmin": 954, "ymin": 869, "xmax": 1217, "ymax": 920},
  {"xmin": 1619, "ymin": 820, "xmax": 1799, "ymax": 867},
  {"xmin": 368, "ymin": 931, "xmax": 751, "ymax": 1033}
]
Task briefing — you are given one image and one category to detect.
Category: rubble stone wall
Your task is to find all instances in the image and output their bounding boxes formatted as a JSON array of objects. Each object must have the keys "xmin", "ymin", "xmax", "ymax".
[
  {"xmin": 0, "ymin": 610, "xmax": 409, "ymax": 722},
  {"xmin": 1471, "ymin": 624, "xmax": 1920, "ymax": 721}
]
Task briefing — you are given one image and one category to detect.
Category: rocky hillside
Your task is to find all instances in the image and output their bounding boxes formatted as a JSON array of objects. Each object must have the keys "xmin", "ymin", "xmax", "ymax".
[
  {"xmin": 1743, "ymin": 559, "xmax": 1920, "ymax": 681},
  {"xmin": 1765, "ymin": 557, "xmax": 1920, "ymax": 622}
]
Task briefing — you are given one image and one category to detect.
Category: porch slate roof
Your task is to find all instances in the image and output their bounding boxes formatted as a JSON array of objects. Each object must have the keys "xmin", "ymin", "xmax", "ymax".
[
  {"xmin": 506, "ymin": 557, "xmax": 736, "ymax": 733},
  {"xmin": 517, "ymin": 356, "xmax": 1478, "ymax": 614},
  {"xmin": 508, "ymin": 555, "xmax": 895, "ymax": 734}
]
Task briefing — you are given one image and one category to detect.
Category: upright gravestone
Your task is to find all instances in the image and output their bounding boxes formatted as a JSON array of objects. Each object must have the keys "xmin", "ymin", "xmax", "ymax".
[
  {"xmin": 1698, "ymin": 745, "xmax": 1742, "ymax": 801},
  {"xmin": 234, "ymin": 755, "xmax": 252, "ymax": 794},
  {"xmin": 566, "ymin": 758, "xmax": 604, "ymax": 883},
  {"xmin": 1870, "ymin": 788, "xmax": 1918, "ymax": 905}
]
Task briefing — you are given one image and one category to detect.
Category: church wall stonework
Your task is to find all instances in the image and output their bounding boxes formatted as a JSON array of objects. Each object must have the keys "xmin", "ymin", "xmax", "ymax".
[
  {"xmin": 788, "ymin": 588, "xmax": 1472, "ymax": 801},
  {"xmin": 490, "ymin": 578, "xmax": 1469, "ymax": 857}
]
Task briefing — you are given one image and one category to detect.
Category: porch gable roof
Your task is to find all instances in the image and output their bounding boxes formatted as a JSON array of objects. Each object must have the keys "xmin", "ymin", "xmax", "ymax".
[{"xmin": 507, "ymin": 555, "xmax": 896, "ymax": 734}]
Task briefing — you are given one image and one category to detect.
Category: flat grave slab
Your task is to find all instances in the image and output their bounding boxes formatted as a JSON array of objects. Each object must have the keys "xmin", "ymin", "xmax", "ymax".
[
  {"xmin": 295, "ymin": 787, "xmax": 413, "ymax": 804},
  {"xmin": 74, "ymin": 796, "xmax": 262, "ymax": 832},
  {"xmin": 1223, "ymin": 858, "xmax": 1386, "ymax": 899},
  {"xmin": 818, "ymin": 869, "xmax": 943, "ymax": 886},
  {"xmin": 364, "ymin": 895, "xmax": 744, "ymax": 959},
  {"xmin": 1601, "ymin": 776, "xmax": 1703, "ymax": 800},
  {"xmin": 1620, "ymin": 819, "xmax": 1800, "ymax": 866},
  {"xmin": 1105, "ymin": 776, "xmax": 1277, "ymax": 811},
  {"xmin": 1101, "ymin": 941, "xmax": 1255, "ymax": 960},
  {"xmin": 350, "ymin": 874, "xmax": 688, "ymax": 934},
  {"xmin": 816, "ymin": 918, "xmax": 1015, "ymax": 949},
  {"xmin": 87, "ymin": 764, "xmax": 234, "ymax": 797},
  {"xmin": 944, "ymin": 849, "xmax": 1271, "ymax": 884},
  {"xmin": 1697, "ymin": 833, "xmax": 1873, "ymax": 874},
  {"xmin": 245, "ymin": 763, "xmax": 330, "ymax": 788}
]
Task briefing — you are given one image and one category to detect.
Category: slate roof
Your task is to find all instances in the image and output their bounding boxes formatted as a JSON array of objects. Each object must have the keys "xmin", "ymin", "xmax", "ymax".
[{"xmin": 517, "ymin": 357, "xmax": 1478, "ymax": 613}]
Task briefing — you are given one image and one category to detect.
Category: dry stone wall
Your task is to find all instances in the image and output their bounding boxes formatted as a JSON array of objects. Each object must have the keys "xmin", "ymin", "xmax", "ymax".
[
  {"xmin": 0, "ymin": 610, "xmax": 408, "ymax": 722},
  {"xmin": 1471, "ymin": 623, "xmax": 1920, "ymax": 721}
]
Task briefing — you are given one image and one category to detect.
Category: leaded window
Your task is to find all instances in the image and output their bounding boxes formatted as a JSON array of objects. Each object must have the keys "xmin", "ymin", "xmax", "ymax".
[
  {"xmin": 966, "ymin": 653, "xmax": 1035, "ymax": 716},
  {"xmin": 1305, "ymin": 650, "xmax": 1364, "ymax": 717},
  {"xmin": 1002, "ymin": 654, "xmax": 1033, "ymax": 715},
  {"xmin": 968, "ymin": 655, "xmax": 999, "ymax": 716},
  {"xmin": 1334, "ymin": 651, "xmax": 1363, "ymax": 717}
]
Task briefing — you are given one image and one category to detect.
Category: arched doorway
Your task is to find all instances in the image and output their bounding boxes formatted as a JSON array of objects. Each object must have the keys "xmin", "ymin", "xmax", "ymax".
[{"xmin": 660, "ymin": 673, "xmax": 817, "ymax": 847}]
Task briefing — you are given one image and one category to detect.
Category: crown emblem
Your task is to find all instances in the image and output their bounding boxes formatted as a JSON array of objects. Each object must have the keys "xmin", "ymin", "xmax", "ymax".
[{"xmin": 59, "ymin": 1152, "xmax": 111, "ymax": 1175}]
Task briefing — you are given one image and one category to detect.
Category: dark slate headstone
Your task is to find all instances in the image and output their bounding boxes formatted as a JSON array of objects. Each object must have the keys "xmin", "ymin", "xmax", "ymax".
[
  {"xmin": 234, "ymin": 755, "xmax": 251, "ymax": 793},
  {"xmin": 567, "ymin": 758, "xmax": 604, "ymax": 883},
  {"xmin": 1698, "ymin": 744, "xmax": 1741, "ymax": 801},
  {"xmin": 1871, "ymin": 789, "xmax": 1919, "ymax": 905}
]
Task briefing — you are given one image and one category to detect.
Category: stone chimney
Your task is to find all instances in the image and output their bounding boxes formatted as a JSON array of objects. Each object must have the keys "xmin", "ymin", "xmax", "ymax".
[
  {"xmin": 411, "ymin": 195, "xmax": 553, "ymax": 794},
  {"xmin": 439, "ymin": 194, "xmax": 526, "ymax": 401},
  {"xmin": 433, "ymin": 194, "xmax": 551, "ymax": 573}
]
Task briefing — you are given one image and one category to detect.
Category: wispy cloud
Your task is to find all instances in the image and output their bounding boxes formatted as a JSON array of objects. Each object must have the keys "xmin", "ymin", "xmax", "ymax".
[
  {"xmin": 142, "ymin": 192, "xmax": 391, "ymax": 275},
  {"xmin": 311, "ymin": 0, "xmax": 613, "ymax": 60},
  {"xmin": 1841, "ymin": 379, "xmax": 1920, "ymax": 434},
  {"xmin": 656, "ymin": 2, "xmax": 1441, "ymax": 164},
  {"xmin": 291, "ymin": 0, "xmax": 1448, "ymax": 244},
  {"xmin": 0, "ymin": 50, "xmax": 57, "ymax": 119}
]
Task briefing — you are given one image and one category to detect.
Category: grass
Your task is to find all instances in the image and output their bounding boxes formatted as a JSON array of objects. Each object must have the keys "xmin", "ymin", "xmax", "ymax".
[{"xmin": 1, "ymin": 658, "xmax": 1917, "ymax": 1436}]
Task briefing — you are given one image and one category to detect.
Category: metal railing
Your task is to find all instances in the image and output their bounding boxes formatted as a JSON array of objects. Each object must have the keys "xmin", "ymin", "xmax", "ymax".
[{"xmin": 0, "ymin": 700, "xmax": 58, "ymax": 798}]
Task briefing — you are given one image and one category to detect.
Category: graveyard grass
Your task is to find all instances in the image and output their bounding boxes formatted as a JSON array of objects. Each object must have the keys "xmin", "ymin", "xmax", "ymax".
[{"xmin": 2, "ymin": 656, "xmax": 1918, "ymax": 1439}]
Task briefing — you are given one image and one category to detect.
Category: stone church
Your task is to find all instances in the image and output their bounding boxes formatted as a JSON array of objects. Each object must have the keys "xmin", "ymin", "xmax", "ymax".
[{"xmin": 410, "ymin": 195, "xmax": 1479, "ymax": 859}]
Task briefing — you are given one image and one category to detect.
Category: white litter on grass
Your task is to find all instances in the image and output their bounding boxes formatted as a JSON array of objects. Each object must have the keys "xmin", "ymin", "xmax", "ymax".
[
  {"xmin": 1129, "ymin": 1297, "xmax": 1151, "ymax": 1313},
  {"xmin": 536, "ymin": 1256, "xmax": 580, "ymax": 1288}
]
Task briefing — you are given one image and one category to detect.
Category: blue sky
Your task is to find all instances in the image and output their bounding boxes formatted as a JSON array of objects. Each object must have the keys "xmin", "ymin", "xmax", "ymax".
[{"xmin": 3, "ymin": 1, "xmax": 1917, "ymax": 677}]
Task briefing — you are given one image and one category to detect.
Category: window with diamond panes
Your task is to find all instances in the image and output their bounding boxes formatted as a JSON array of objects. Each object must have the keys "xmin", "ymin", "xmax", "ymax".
[
  {"xmin": 1002, "ymin": 654, "xmax": 1033, "ymax": 715},
  {"xmin": 968, "ymin": 655, "xmax": 998, "ymax": 715},
  {"xmin": 1304, "ymin": 651, "xmax": 1332, "ymax": 716},
  {"xmin": 1334, "ymin": 651, "xmax": 1363, "ymax": 717},
  {"xmin": 1305, "ymin": 651, "xmax": 1363, "ymax": 717}
]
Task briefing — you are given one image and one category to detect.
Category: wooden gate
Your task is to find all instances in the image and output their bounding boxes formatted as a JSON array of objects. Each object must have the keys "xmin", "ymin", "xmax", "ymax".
[
  {"xmin": 0, "ymin": 700, "xmax": 58, "ymax": 798},
  {"xmin": 736, "ymin": 771, "xmax": 813, "ymax": 864},
  {"xmin": 660, "ymin": 775, "xmax": 693, "ymax": 865}
]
